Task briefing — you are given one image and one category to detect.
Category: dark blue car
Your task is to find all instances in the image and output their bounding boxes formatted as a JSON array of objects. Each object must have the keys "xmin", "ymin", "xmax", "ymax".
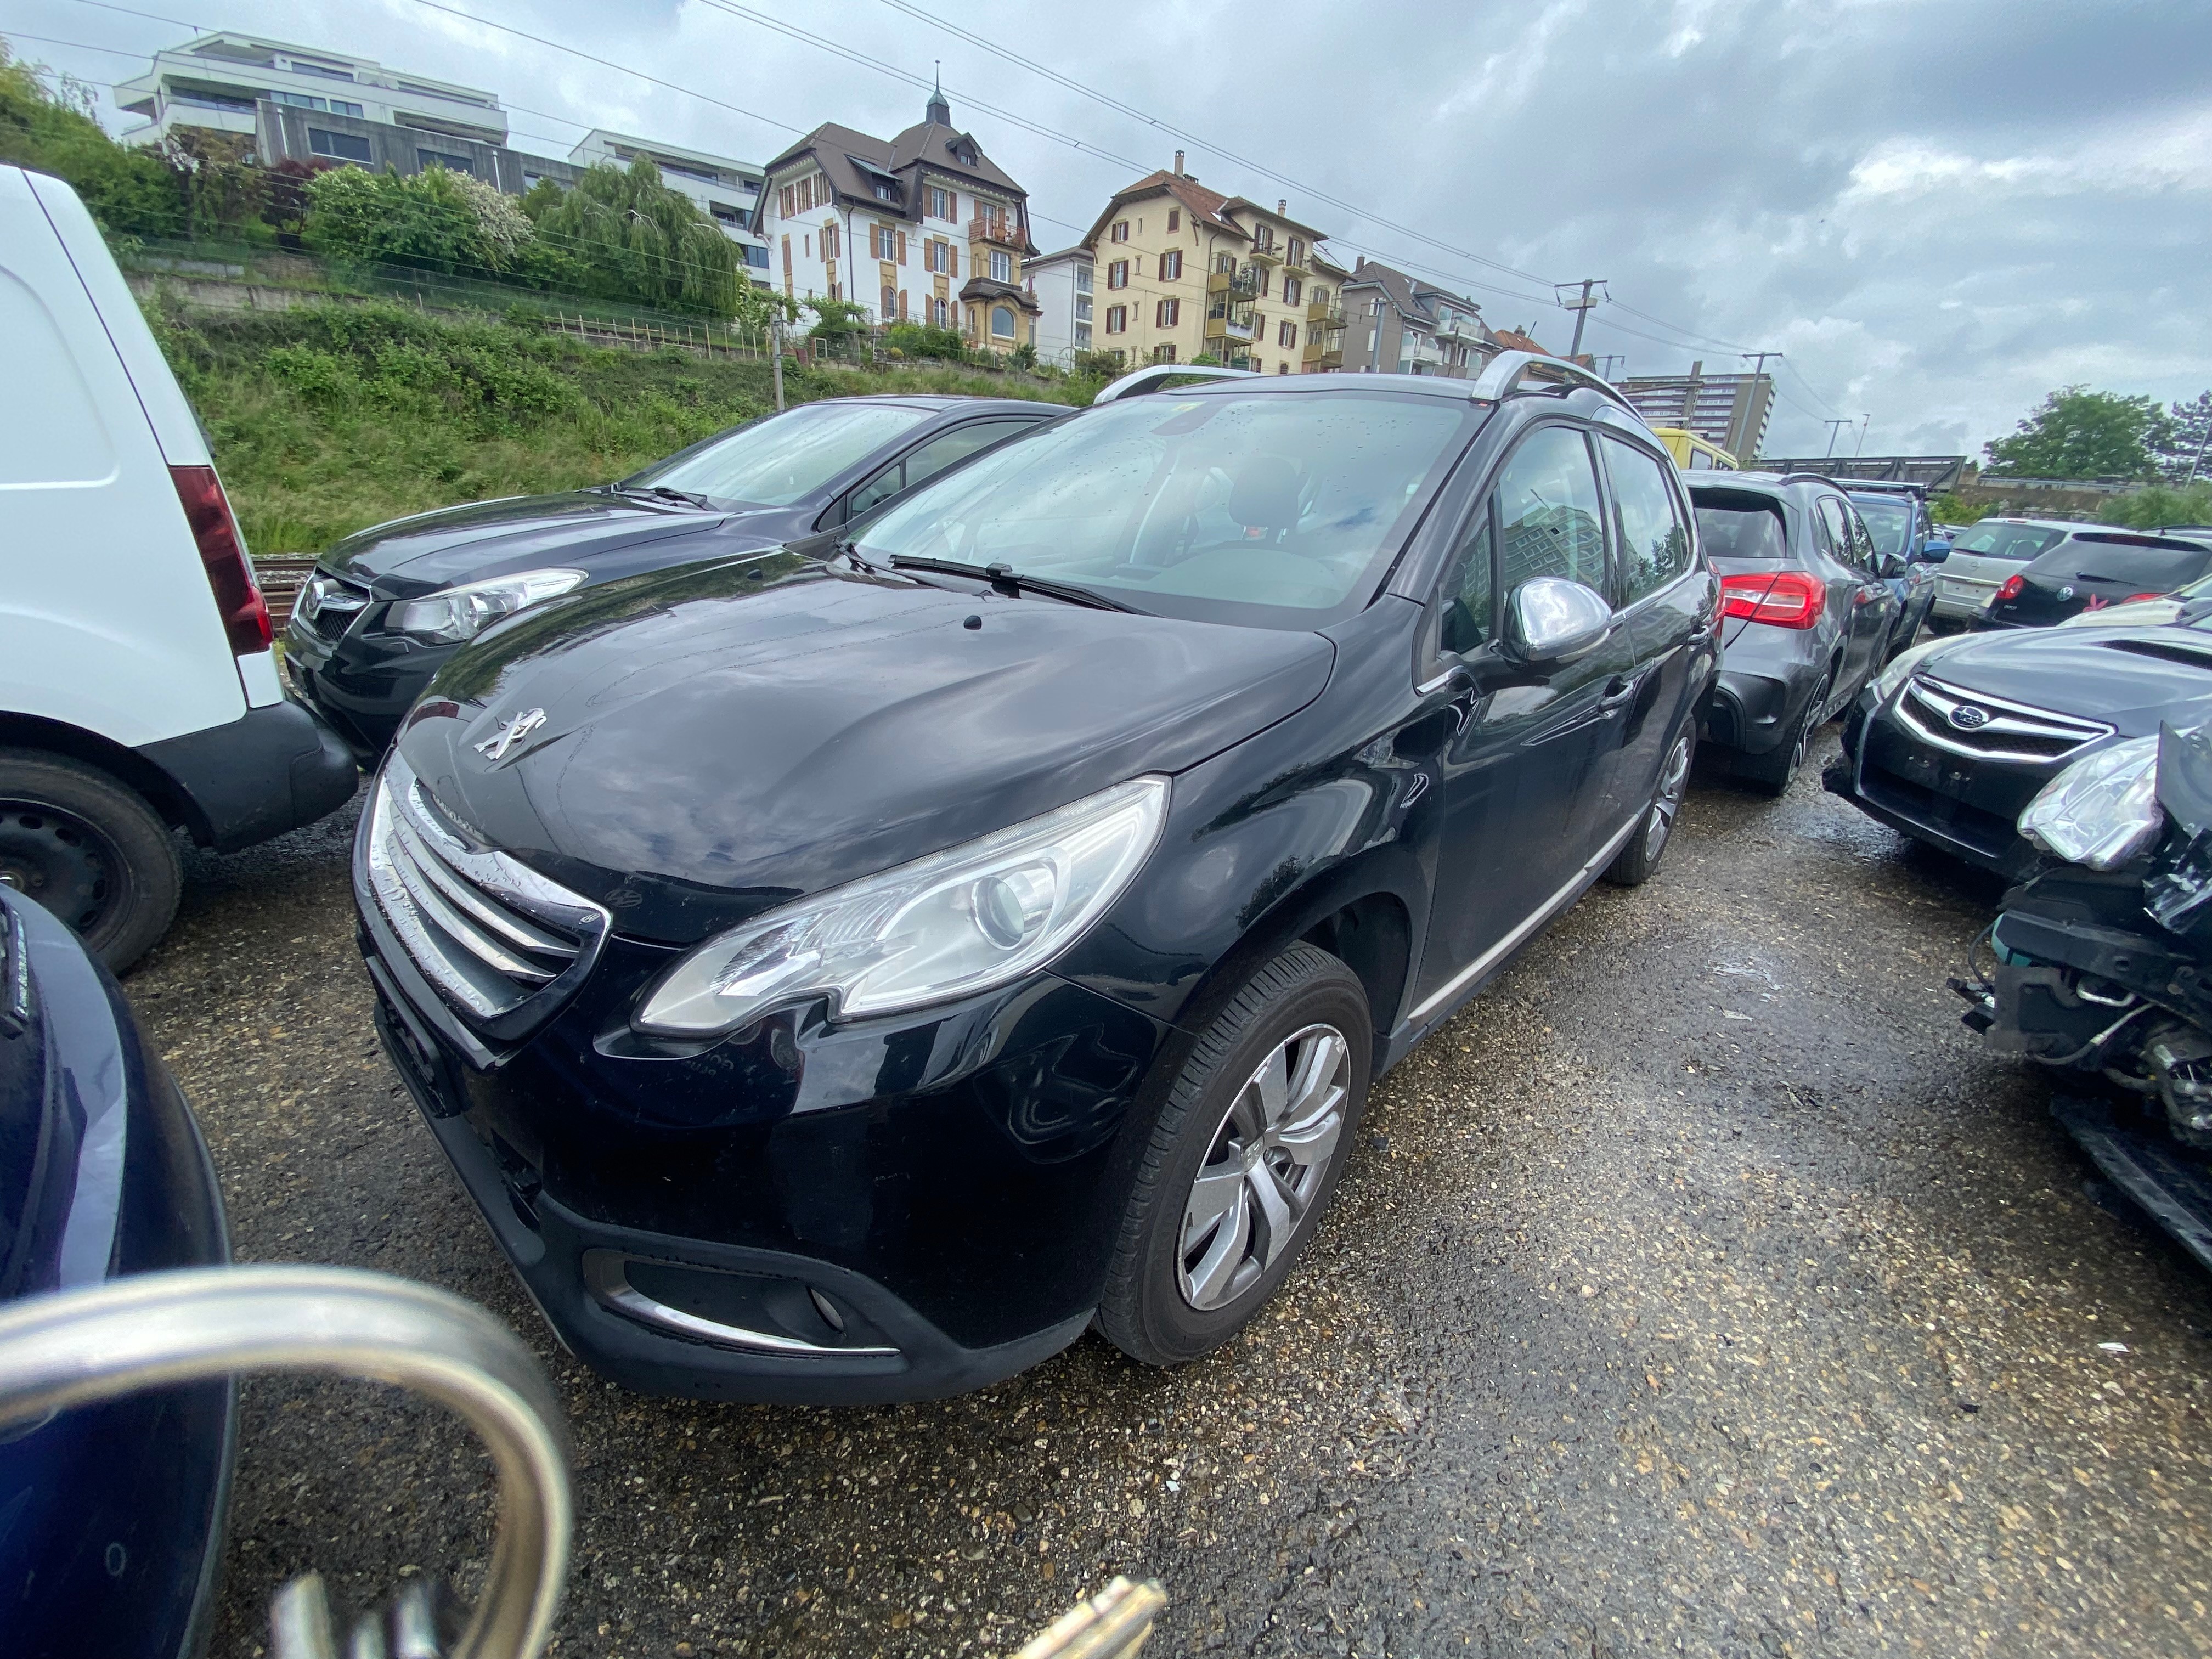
[{"xmin": 0, "ymin": 886, "xmax": 232, "ymax": 1658}]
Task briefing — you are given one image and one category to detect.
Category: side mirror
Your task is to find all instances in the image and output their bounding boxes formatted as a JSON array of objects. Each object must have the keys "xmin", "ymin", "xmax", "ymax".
[
  {"xmin": 1502, "ymin": 577, "xmax": 1612, "ymax": 666},
  {"xmin": 1918, "ymin": 539, "xmax": 1951, "ymax": 564}
]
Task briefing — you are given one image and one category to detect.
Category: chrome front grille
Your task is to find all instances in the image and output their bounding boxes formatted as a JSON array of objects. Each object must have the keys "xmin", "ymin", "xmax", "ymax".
[
  {"xmin": 363, "ymin": 754, "xmax": 609, "ymax": 1036},
  {"xmin": 1894, "ymin": 674, "xmax": 2113, "ymax": 765},
  {"xmin": 294, "ymin": 571, "xmax": 370, "ymax": 638}
]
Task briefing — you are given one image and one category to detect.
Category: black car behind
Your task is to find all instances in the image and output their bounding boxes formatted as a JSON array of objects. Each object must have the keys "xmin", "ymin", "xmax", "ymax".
[
  {"xmin": 1826, "ymin": 622, "xmax": 2212, "ymax": 876},
  {"xmin": 285, "ymin": 395, "xmax": 1061, "ymax": 757},
  {"xmin": 1689, "ymin": 472, "xmax": 1902, "ymax": 793},
  {"xmin": 1980, "ymin": 531, "xmax": 2212, "ymax": 629},
  {"xmin": 353, "ymin": 361, "xmax": 1718, "ymax": 1404}
]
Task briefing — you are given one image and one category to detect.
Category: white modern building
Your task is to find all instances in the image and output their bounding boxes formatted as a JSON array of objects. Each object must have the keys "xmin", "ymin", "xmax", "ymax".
[
  {"xmin": 1024, "ymin": 246, "xmax": 1094, "ymax": 365},
  {"xmin": 567, "ymin": 130, "xmax": 771, "ymax": 283},
  {"xmin": 112, "ymin": 32, "xmax": 505, "ymax": 150}
]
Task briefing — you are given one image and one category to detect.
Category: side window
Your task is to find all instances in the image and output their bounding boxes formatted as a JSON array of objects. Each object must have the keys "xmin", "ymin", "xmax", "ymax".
[
  {"xmin": 847, "ymin": 461, "xmax": 906, "ymax": 517},
  {"xmin": 1494, "ymin": 425, "xmax": 1609, "ymax": 596},
  {"xmin": 1846, "ymin": 506, "xmax": 1878, "ymax": 571},
  {"xmin": 1813, "ymin": 497, "xmax": 1850, "ymax": 563},
  {"xmin": 1437, "ymin": 508, "xmax": 1494, "ymax": 654},
  {"xmin": 903, "ymin": 419, "xmax": 1040, "ymax": 491},
  {"xmin": 1602, "ymin": 437, "xmax": 1691, "ymax": 603}
]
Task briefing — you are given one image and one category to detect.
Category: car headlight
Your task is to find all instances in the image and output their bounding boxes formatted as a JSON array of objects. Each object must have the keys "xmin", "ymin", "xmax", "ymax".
[
  {"xmin": 1873, "ymin": 635, "xmax": 1959, "ymax": 703},
  {"xmin": 634, "ymin": 775, "xmax": 1172, "ymax": 1037},
  {"xmin": 386, "ymin": 567, "xmax": 586, "ymax": 644},
  {"xmin": 2018, "ymin": 736, "xmax": 2163, "ymax": 870}
]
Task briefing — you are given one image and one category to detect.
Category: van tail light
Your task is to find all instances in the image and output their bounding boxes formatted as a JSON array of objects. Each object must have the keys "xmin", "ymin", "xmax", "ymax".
[
  {"xmin": 1994, "ymin": 574, "xmax": 2026, "ymax": 605},
  {"xmin": 169, "ymin": 464, "xmax": 272, "ymax": 656},
  {"xmin": 1718, "ymin": 569, "xmax": 1824, "ymax": 629}
]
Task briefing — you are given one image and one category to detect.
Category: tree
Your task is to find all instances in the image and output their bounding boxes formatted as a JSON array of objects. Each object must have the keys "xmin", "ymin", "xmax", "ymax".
[
  {"xmin": 0, "ymin": 43, "xmax": 183, "ymax": 238},
  {"xmin": 1983, "ymin": 386, "xmax": 2172, "ymax": 481},
  {"xmin": 524, "ymin": 157, "xmax": 749, "ymax": 318},
  {"xmin": 2158, "ymin": 391, "xmax": 2212, "ymax": 485}
]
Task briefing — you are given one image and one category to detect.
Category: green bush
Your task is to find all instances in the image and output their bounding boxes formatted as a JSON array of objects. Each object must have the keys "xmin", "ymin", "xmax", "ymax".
[
  {"xmin": 303, "ymin": 163, "xmax": 527, "ymax": 278},
  {"xmin": 525, "ymin": 157, "xmax": 759, "ymax": 321},
  {"xmin": 0, "ymin": 45, "xmax": 184, "ymax": 238},
  {"xmin": 884, "ymin": 322, "xmax": 969, "ymax": 362},
  {"xmin": 2109, "ymin": 483, "xmax": 2212, "ymax": 531}
]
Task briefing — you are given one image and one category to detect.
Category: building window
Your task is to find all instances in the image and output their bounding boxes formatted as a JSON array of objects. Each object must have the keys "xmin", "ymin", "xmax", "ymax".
[
  {"xmin": 1160, "ymin": 249, "xmax": 1182, "ymax": 281},
  {"xmin": 1150, "ymin": 343, "xmax": 1177, "ymax": 364},
  {"xmin": 417, "ymin": 150, "xmax": 473, "ymax": 174},
  {"xmin": 1278, "ymin": 363, "xmax": 1291, "ymax": 374},
  {"xmin": 991, "ymin": 305, "xmax": 1016, "ymax": 340},
  {"xmin": 1311, "ymin": 286, "xmax": 1329, "ymax": 310},
  {"xmin": 1105, "ymin": 305, "xmax": 1127, "ymax": 334},
  {"xmin": 1167, "ymin": 208, "xmax": 1180, "ymax": 232},
  {"xmin": 1288, "ymin": 236, "xmax": 1305, "ymax": 266},
  {"xmin": 1075, "ymin": 322, "xmax": 1092, "ymax": 348},
  {"xmin": 928, "ymin": 185, "xmax": 953, "ymax": 219},
  {"xmin": 990, "ymin": 249, "xmax": 1012, "ymax": 283},
  {"xmin": 882, "ymin": 283, "xmax": 896, "ymax": 319},
  {"xmin": 1075, "ymin": 295, "xmax": 1092, "ymax": 321},
  {"xmin": 1074, "ymin": 264, "xmax": 1092, "ymax": 294},
  {"xmin": 1107, "ymin": 260, "xmax": 1129, "ymax": 290},
  {"xmin": 779, "ymin": 183, "xmax": 795, "ymax": 218},
  {"xmin": 1111, "ymin": 221, "xmax": 1130, "ymax": 243},
  {"xmin": 873, "ymin": 179, "xmax": 896, "ymax": 201},
  {"xmin": 796, "ymin": 176, "xmax": 814, "ymax": 212},
  {"xmin": 871, "ymin": 223, "xmax": 896, "ymax": 259},
  {"xmin": 932, "ymin": 297, "xmax": 949, "ymax": 327},
  {"xmin": 1279, "ymin": 320, "xmax": 1297, "ymax": 348},
  {"xmin": 1155, "ymin": 298, "xmax": 1180, "ymax": 328},
  {"xmin": 1283, "ymin": 276, "xmax": 1301, "ymax": 307},
  {"xmin": 822, "ymin": 223, "xmax": 839, "ymax": 259},
  {"xmin": 308, "ymin": 128, "xmax": 373, "ymax": 163}
]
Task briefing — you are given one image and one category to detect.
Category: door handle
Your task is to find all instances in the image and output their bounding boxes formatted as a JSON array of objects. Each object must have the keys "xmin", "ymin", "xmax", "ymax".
[{"xmin": 1598, "ymin": 673, "xmax": 1640, "ymax": 711}]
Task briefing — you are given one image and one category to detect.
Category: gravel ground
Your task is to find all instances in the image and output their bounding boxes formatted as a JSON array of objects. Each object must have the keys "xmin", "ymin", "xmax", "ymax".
[{"xmin": 123, "ymin": 735, "xmax": 2212, "ymax": 1658}]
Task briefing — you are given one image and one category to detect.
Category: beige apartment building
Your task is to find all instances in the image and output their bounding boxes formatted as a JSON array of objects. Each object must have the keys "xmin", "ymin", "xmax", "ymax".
[{"xmin": 1080, "ymin": 155, "xmax": 1347, "ymax": 374}]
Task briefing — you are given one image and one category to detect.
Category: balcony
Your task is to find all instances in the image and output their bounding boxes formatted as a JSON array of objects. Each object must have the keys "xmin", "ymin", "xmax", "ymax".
[
  {"xmin": 1207, "ymin": 267, "xmax": 1261, "ymax": 297},
  {"xmin": 1306, "ymin": 300, "xmax": 1345, "ymax": 326},
  {"xmin": 1248, "ymin": 241, "xmax": 1282, "ymax": 266},
  {"xmin": 1283, "ymin": 249, "xmax": 1310, "ymax": 276},
  {"xmin": 1301, "ymin": 338, "xmax": 1345, "ymax": 369},
  {"xmin": 1205, "ymin": 301, "xmax": 1258, "ymax": 342},
  {"xmin": 968, "ymin": 215, "xmax": 1024, "ymax": 249},
  {"xmin": 1433, "ymin": 314, "xmax": 1482, "ymax": 343},
  {"xmin": 1220, "ymin": 351, "xmax": 1257, "ymax": 371}
]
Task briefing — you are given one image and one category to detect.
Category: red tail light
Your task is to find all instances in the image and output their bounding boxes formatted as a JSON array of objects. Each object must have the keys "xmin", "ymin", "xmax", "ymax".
[
  {"xmin": 1718, "ymin": 569, "xmax": 1824, "ymax": 629},
  {"xmin": 168, "ymin": 464, "xmax": 272, "ymax": 656},
  {"xmin": 1994, "ymin": 573, "xmax": 2026, "ymax": 605},
  {"xmin": 2123, "ymin": 592, "xmax": 2166, "ymax": 604}
]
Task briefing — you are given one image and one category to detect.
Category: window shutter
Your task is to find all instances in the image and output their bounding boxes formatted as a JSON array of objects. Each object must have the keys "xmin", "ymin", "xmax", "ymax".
[
  {"xmin": 896, "ymin": 230, "xmax": 906, "ymax": 263},
  {"xmin": 950, "ymin": 243, "xmax": 960, "ymax": 278}
]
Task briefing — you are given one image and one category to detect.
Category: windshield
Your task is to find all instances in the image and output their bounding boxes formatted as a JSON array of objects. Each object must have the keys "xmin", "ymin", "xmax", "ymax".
[
  {"xmin": 626, "ymin": 402, "xmax": 930, "ymax": 507},
  {"xmin": 851, "ymin": 390, "xmax": 1480, "ymax": 628},
  {"xmin": 1951, "ymin": 521, "xmax": 2065, "ymax": 561},
  {"xmin": 1850, "ymin": 495, "xmax": 1914, "ymax": 557}
]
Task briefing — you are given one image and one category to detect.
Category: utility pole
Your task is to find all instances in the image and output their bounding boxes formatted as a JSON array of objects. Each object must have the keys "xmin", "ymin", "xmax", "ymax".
[
  {"xmin": 1556, "ymin": 279, "xmax": 1607, "ymax": 359},
  {"xmin": 1593, "ymin": 354, "xmax": 1626, "ymax": 380},
  {"xmin": 1821, "ymin": 418, "xmax": 1852, "ymax": 458},
  {"xmin": 1740, "ymin": 351, "xmax": 1781, "ymax": 377},
  {"xmin": 1855, "ymin": 414, "xmax": 1870, "ymax": 456}
]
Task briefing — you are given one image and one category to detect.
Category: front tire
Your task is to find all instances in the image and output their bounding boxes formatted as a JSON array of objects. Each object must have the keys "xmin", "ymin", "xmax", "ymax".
[
  {"xmin": 1097, "ymin": 943, "xmax": 1371, "ymax": 1367},
  {"xmin": 1605, "ymin": 724, "xmax": 1694, "ymax": 886},
  {"xmin": 0, "ymin": 749, "xmax": 182, "ymax": 972}
]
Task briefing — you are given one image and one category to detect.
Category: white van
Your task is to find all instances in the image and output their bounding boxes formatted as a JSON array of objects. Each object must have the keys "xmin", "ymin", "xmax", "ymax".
[{"xmin": 0, "ymin": 166, "xmax": 358, "ymax": 969}]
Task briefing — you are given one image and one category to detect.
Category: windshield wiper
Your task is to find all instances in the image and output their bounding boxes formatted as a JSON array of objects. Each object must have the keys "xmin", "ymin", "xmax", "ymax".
[
  {"xmin": 610, "ymin": 483, "xmax": 716, "ymax": 510},
  {"xmin": 888, "ymin": 555, "xmax": 1135, "ymax": 612}
]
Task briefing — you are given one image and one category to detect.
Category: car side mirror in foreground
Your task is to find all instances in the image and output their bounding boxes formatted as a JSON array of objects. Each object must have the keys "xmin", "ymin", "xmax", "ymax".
[{"xmin": 1503, "ymin": 577, "xmax": 1613, "ymax": 665}]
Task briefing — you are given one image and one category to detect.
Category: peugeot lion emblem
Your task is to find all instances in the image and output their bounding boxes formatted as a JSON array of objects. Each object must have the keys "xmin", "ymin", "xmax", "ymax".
[
  {"xmin": 475, "ymin": 707, "xmax": 546, "ymax": 763},
  {"xmin": 1948, "ymin": 704, "xmax": 1990, "ymax": 731}
]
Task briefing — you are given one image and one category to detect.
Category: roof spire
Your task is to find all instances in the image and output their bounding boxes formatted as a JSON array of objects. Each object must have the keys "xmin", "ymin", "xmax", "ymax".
[{"xmin": 926, "ymin": 63, "xmax": 949, "ymax": 127}]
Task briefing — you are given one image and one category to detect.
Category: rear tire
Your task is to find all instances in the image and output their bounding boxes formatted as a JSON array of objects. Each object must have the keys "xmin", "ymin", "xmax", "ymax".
[
  {"xmin": 0, "ymin": 749, "xmax": 182, "ymax": 972},
  {"xmin": 1742, "ymin": 668, "xmax": 1831, "ymax": 798},
  {"xmin": 1606, "ymin": 724, "xmax": 1694, "ymax": 886},
  {"xmin": 1097, "ymin": 943, "xmax": 1371, "ymax": 1367}
]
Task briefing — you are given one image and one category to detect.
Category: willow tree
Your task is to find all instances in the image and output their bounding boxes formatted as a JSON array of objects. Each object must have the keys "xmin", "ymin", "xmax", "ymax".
[{"xmin": 526, "ymin": 155, "xmax": 753, "ymax": 319}]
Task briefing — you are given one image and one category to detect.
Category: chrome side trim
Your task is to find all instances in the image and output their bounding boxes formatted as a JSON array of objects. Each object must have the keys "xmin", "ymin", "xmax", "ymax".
[
  {"xmin": 582, "ymin": 1254, "xmax": 899, "ymax": 1358},
  {"xmin": 1404, "ymin": 809, "xmax": 1643, "ymax": 1026},
  {"xmin": 0, "ymin": 1265, "xmax": 572, "ymax": 1659}
]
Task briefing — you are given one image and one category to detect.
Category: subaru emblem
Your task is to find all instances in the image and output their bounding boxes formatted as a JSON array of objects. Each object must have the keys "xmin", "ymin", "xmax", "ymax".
[
  {"xmin": 1948, "ymin": 704, "xmax": 1990, "ymax": 731},
  {"xmin": 475, "ymin": 707, "xmax": 547, "ymax": 763}
]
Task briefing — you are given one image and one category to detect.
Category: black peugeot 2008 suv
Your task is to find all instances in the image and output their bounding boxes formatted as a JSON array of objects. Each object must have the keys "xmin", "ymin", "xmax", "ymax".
[{"xmin": 353, "ymin": 358, "xmax": 1719, "ymax": 1404}]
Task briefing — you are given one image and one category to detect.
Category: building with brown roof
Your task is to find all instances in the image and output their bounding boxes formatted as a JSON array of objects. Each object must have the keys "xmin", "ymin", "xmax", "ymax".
[
  {"xmin": 753, "ymin": 85, "xmax": 1040, "ymax": 351},
  {"xmin": 1339, "ymin": 259, "xmax": 1497, "ymax": 378},
  {"xmin": 1082, "ymin": 154, "xmax": 1346, "ymax": 375}
]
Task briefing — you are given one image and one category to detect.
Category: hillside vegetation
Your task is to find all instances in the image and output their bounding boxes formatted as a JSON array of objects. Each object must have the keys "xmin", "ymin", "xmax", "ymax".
[{"xmin": 149, "ymin": 298, "xmax": 1093, "ymax": 553}]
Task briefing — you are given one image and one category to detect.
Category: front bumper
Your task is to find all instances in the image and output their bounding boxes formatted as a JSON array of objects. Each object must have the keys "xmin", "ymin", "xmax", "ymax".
[
  {"xmin": 356, "ymin": 868, "xmax": 1175, "ymax": 1403},
  {"xmin": 284, "ymin": 613, "xmax": 453, "ymax": 760},
  {"xmin": 1822, "ymin": 690, "xmax": 2049, "ymax": 876}
]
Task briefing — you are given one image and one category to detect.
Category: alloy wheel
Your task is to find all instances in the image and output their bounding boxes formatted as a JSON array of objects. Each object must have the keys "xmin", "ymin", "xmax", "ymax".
[
  {"xmin": 1644, "ymin": 733, "xmax": 1692, "ymax": 861},
  {"xmin": 1177, "ymin": 1023, "xmax": 1350, "ymax": 1312}
]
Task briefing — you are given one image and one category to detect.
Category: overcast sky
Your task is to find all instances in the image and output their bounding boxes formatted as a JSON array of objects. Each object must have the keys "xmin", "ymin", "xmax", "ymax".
[{"xmin": 10, "ymin": 0, "xmax": 2209, "ymax": 458}]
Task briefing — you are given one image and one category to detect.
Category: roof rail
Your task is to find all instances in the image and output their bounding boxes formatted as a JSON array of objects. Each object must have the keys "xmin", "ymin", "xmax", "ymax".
[
  {"xmin": 1092, "ymin": 362, "xmax": 1261, "ymax": 404},
  {"xmin": 1468, "ymin": 350, "xmax": 1643, "ymax": 421}
]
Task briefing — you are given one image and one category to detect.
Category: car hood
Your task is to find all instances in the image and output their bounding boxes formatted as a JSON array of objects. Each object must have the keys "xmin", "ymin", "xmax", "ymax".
[
  {"xmin": 393, "ymin": 551, "xmax": 1337, "ymax": 943},
  {"xmin": 1916, "ymin": 626, "xmax": 2212, "ymax": 732},
  {"xmin": 322, "ymin": 490, "xmax": 794, "ymax": 598}
]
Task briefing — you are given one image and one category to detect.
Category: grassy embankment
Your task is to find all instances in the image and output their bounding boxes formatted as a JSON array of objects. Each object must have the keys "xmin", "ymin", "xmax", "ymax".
[{"xmin": 147, "ymin": 296, "xmax": 1097, "ymax": 554}]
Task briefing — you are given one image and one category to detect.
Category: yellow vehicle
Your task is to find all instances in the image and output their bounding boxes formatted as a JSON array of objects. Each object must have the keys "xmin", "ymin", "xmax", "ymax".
[{"xmin": 1647, "ymin": 427, "xmax": 1738, "ymax": 471}]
